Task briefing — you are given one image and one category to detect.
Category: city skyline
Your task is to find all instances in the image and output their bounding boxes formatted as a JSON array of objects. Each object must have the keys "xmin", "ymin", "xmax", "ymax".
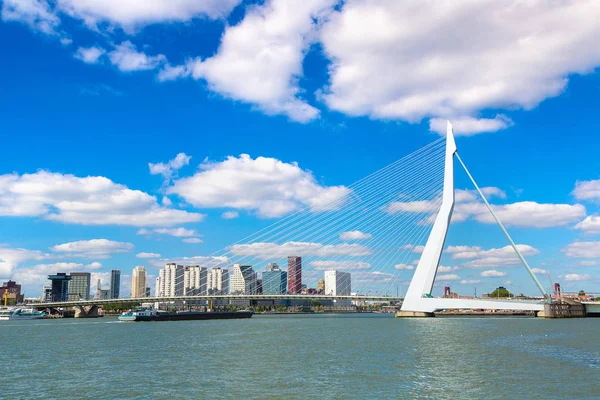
[{"xmin": 1, "ymin": 1, "xmax": 600, "ymax": 298}]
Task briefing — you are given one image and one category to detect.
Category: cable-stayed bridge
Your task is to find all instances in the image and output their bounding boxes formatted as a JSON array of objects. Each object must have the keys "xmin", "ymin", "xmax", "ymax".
[{"xmin": 29, "ymin": 122, "xmax": 547, "ymax": 315}]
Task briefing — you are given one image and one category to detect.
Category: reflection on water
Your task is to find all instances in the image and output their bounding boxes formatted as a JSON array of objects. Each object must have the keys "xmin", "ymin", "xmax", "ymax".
[{"xmin": 1, "ymin": 315, "xmax": 598, "ymax": 399}]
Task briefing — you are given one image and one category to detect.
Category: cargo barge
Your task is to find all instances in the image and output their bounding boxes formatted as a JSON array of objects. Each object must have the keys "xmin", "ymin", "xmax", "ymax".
[{"xmin": 119, "ymin": 307, "xmax": 253, "ymax": 322}]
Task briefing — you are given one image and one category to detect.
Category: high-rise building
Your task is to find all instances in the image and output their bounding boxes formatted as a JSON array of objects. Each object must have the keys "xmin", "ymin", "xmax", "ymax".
[
  {"xmin": 231, "ymin": 264, "xmax": 257, "ymax": 294},
  {"xmin": 95, "ymin": 278, "xmax": 102, "ymax": 299},
  {"xmin": 287, "ymin": 256, "xmax": 302, "ymax": 294},
  {"xmin": 131, "ymin": 266, "xmax": 147, "ymax": 298},
  {"xmin": 155, "ymin": 277, "xmax": 160, "ymax": 298},
  {"xmin": 68, "ymin": 272, "xmax": 91, "ymax": 301},
  {"xmin": 324, "ymin": 270, "xmax": 351, "ymax": 297},
  {"xmin": 157, "ymin": 263, "xmax": 184, "ymax": 297},
  {"xmin": 184, "ymin": 265, "xmax": 208, "ymax": 296},
  {"xmin": 109, "ymin": 270, "xmax": 121, "ymax": 299},
  {"xmin": 262, "ymin": 263, "xmax": 287, "ymax": 295},
  {"xmin": 209, "ymin": 268, "xmax": 229, "ymax": 295},
  {"xmin": 48, "ymin": 273, "xmax": 71, "ymax": 302},
  {"xmin": 317, "ymin": 279, "xmax": 325, "ymax": 294},
  {"xmin": 42, "ymin": 285, "xmax": 52, "ymax": 302}
]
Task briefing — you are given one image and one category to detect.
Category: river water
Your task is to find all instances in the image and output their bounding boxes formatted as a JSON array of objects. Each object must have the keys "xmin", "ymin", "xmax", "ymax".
[{"xmin": 1, "ymin": 314, "xmax": 598, "ymax": 399}]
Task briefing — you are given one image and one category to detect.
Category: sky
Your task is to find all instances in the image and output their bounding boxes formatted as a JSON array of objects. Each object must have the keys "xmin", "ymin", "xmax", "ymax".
[{"xmin": 1, "ymin": 0, "xmax": 600, "ymax": 298}]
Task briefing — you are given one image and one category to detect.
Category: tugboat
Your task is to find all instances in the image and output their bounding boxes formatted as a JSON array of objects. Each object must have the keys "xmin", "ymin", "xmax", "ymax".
[{"xmin": 119, "ymin": 306, "xmax": 253, "ymax": 322}]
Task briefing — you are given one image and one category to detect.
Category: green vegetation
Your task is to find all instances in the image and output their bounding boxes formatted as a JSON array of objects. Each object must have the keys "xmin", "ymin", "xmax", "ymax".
[
  {"xmin": 578, "ymin": 290, "xmax": 586, "ymax": 296},
  {"xmin": 490, "ymin": 287, "xmax": 514, "ymax": 298},
  {"xmin": 102, "ymin": 302, "xmax": 141, "ymax": 312}
]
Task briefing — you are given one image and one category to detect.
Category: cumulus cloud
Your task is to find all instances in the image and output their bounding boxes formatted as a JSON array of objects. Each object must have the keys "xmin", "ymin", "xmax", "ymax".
[
  {"xmin": 562, "ymin": 241, "xmax": 600, "ymax": 258},
  {"xmin": 394, "ymin": 264, "xmax": 414, "ymax": 271},
  {"xmin": 182, "ymin": 238, "xmax": 203, "ymax": 244},
  {"xmin": 460, "ymin": 279, "xmax": 481, "ymax": 285},
  {"xmin": 436, "ymin": 274, "xmax": 461, "ymax": 281},
  {"xmin": 575, "ymin": 215, "xmax": 600, "ymax": 235},
  {"xmin": 0, "ymin": 244, "xmax": 49, "ymax": 279},
  {"xmin": 153, "ymin": 227, "xmax": 197, "ymax": 237},
  {"xmin": 531, "ymin": 268, "xmax": 548, "ymax": 274},
  {"xmin": 430, "ymin": 115, "xmax": 513, "ymax": 136},
  {"xmin": 149, "ymin": 153, "xmax": 191, "ymax": 185},
  {"xmin": 228, "ymin": 241, "xmax": 371, "ymax": 260},
  {"xmin": 148, "ymin": 255, "xmax": 229, "ymax": 269},
  {"xmin": 168, "ymin": 154, "xmax": 350, "ymax": 218},
  {"xmin": 388, "ymin": 187, "xmax": 584, "ymax": 228},
  {"xmin": 310, "ymin": 260, "xmax": 371, "ymax": 271},
  {"xmin": 573, "ymin": 179, "xmax": 600, "ymax": 202},
  {"xmin": 438, "ymin": 266, "xmax": 460, "ymax": 273},
  {"xmin": 1, "ymin": 0, "xmax": 61, "ymax": 36},
  {"xmin": 184, "ymin": 0, "xmax": 336, "ymax": 122},
  {"xmin": 0, "ymin": 170, "xmax": 204, "ymax": 227},
  {"xmin": 56, "ymin": 0, "xmax": 241, "ymax": 33},
  {"xmin": 340, "ymin": 230, "xmax": 372, "ymax": 240},
  {"xmin": 448, "ymin": 244, "xmax": 539, "ymax": 269},
  {"xmin": 136, "ymin": 252, "xmax": 161, "ymax": 259},
  {"xmin": 74, "ymin": 46, "xmax": 106, "ymax": 64},
  {"xmin": 481, "ymin": 270, "xmax": 506, "ymax": 278},
  {"xmin": 320, "ymin": 1, "xmax": 600, "ymax": 133},
  {"xmin": 51, "ymin": 239, "xmax": 133, "ymax": 258},
  {"xmin": 108, "ymin": 41, "xmax": 166, "ymax": 72},
  {"xmin": 565, "ymin": 273, "xmax": 591, "ymax": 282},
  {"xmin": 222, "ymin": 211, "xmax": 239, "ymax": 220},
  {"xmin": 400, "ymin": 245, "xmax": 425, "ymax": 254}
]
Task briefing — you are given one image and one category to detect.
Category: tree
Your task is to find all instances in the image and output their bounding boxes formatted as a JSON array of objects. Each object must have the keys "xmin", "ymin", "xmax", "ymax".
[
  {"xmin": 489, "ymin": 287, "xmax": 513, "ymax": 298},
  {"xmin": 578, "ymin": 290, "xmax": 586, "ymax": 296}
]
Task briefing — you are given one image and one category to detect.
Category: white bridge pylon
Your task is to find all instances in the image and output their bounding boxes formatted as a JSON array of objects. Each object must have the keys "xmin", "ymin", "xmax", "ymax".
[{"xmin": 399, "ymin": 122, "xmax": 547, "ymax": 316}]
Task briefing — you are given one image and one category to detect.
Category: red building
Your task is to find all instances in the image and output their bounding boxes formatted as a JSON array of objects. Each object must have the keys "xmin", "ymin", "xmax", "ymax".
[
  {"xmin": 1, "ymin": 280, "xmax": 24, "ymax": 305},
  {"xmin": 287, "ymin": 256, "xmax": 302, "ymax": 294}
]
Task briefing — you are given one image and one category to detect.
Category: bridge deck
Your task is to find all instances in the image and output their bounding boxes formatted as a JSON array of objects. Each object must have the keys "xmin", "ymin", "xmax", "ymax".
[{"xmin": 27, "ymin": 295, "xmax": 402, "ymax": 308}]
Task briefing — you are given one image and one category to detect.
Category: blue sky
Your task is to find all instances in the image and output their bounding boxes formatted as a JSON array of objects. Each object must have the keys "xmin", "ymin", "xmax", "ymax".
[{"xmin": 1, "ymin": 0, "xmax": 600, "ymax": 297}]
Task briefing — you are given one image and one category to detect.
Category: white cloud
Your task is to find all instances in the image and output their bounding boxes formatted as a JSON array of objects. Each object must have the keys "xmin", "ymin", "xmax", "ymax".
[
  {"xmin": 565, "ymin": 273, "xmax": 591, "ymax": 282},
  {"xmin": 531, "ymin": 268, "xmax": 548, "ymax": 274},
  {"xmin": 481, "ymin": 270, "xmax": 506, "ymax": 278},
  {"xmin": 438, "ymin": 265, "xmax": 460, "ymax": 273},
  {"xmin": 448, "ymin": 244, "xmax": 540, "ymax": 269},
  {"xmin": 222, "ymin": 211, "xmax": 239, "ymax": 220},
  {"xmin": 388, "ymin": 187, "xmax": 584, "ymax": 228},
  {"xmin": 573, "ymin": 179, "xmax": 600, "ymax": 202},
  {"xmin": 1, "ymin": 0, "xmax": 61, "ymax": 36},
  {"xmin": 148, "ymin": 255, "xmax": 229, "ymax": 269},
  {"xmin": 185, "ymin": 0, "xmax": 336, "ymax": 122},
  {"xmin": 149, "ymin": 153, "xmax": 191, "ymax": 185},
  {"xmin": 0, "ymin": 170, "xmax": 204, "ymax": 227},
  {"xmin": 74, "ymin": 46, "xmax": 106, "ymax": 64},
  {"xmin": 394, "ymin": 264, "xmax": 414, "ymax": 271},
  {"xmin": 400, "ymin": 244, "xmax": 425, "ymax": 254},
  {"xmin": 430, "ymin": 115, "xmax": 513, "ymax": 136},
  {"xmin": 310, "ymin": 260, "xmax": 371, "ymax": 271},
  {"xmin": 460, "ymin": 279, "xmax": 481, "ymax": 285},
  {"xmin": 562, "ymin": 241, "xmax": 600, "ymax": 258},
  {"xmin": 108, "ymin": 41, "xmax": 166, "ymax": 72},
  {"xmin": 51, "ymin": 239, "xmax": 133, "ymax": 258},
  {"xmin": 56, "ymin": 0, "xmax": 241, "ymax": 33},
  {"xmin": 136, "ymin": 252, "xmax": 161, "ymax": 259},
  {"xmin": 575, "ymin": 215, "xmax": 600, "ymax": 235},
  {"xmin": 575, "ymin": 260, "xmax": 599, "ymax": 267},
  {"xmin": 182, "ymin": 238, "xmax": 203, "ymax": 244},
  {"xmin": 12, "ymin": 261, "xmax": 102, "ymax": 295},
  {"xmin": 0, "ymin": 244, "xmax": 49, "ymax": 279},
  {"xmin": 229, "ymin": 241, "xmax": 371, "ymax": 260},
  {"xmin": 153, "ymin": 227, "xmax": 197, "ymax": 237},
  {"xmin": 320, "ymin": 1, "xmax": 600, "ymax": 133},
  {"xmin": 436, "ymin": 274, "xmax": 461, "ymax": 281},
  {"xmin": 340, "ymin": 230, "xmax": 372, "ymax": 240},
  {"xmin": 474, "ymin": 202, "xmax": 586, "ymax": 228},
  {"xmin": 168, "ymin": 154, "xmax": 350, "ymax": 218}
]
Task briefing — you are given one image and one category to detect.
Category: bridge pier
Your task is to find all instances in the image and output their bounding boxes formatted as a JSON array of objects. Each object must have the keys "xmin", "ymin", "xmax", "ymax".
[
  {"xmin": 74, "ymin": 305, "xmax": 101, "ymax": 318},
  {"xmin": 395, "ymin": 310, "xmax": 435, "ymax": 318}
]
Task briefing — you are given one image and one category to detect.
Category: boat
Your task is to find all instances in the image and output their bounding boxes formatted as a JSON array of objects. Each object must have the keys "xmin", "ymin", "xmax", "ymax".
[
  {"xmin": 119, "ymin": 307, "xmax": 253, "ymax": 322},
  {"xmin": 0, "ymin": 307, "xmax": 46, "ymax": 320}
]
